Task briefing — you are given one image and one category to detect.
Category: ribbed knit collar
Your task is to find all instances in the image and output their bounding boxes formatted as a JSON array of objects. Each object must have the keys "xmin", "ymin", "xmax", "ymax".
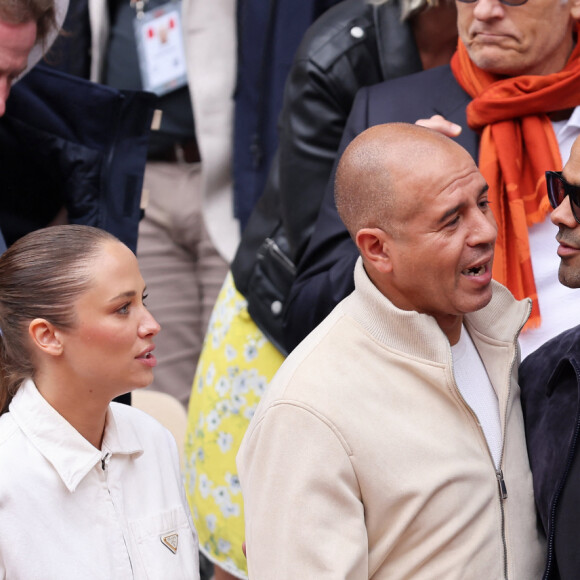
[{"xmin": 343, "ymin": 257, "xmax": 531, "ymax": 365}]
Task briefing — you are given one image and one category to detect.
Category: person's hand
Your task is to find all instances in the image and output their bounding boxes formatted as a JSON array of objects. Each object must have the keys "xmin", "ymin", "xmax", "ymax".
[
  {"xmin": 242, "ymin": 541, "xmax": 247, "ymax": 558},
  {"xmin": 415, "ymin": 115, "xmax": 462, "ymax": 138}
]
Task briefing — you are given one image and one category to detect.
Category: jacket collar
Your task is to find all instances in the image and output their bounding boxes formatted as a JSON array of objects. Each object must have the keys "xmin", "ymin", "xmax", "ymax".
[
  {"xmin": 345, "ymin": 257, "xmax": 530, "ymax": 364},
  {"xmin": 542, "ymin": 325, "xmax": 580, "ymax": 396},
  {"xmin": 546, "ymin": 357, "xmax": 580, "ymax": 397},
  {"xmin": 9, "ymin": 379, "xmax": 143, "ymax": 492}
]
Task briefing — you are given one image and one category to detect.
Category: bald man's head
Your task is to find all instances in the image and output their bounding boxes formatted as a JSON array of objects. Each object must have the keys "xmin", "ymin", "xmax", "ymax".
[
  {"xmin": 335, "ymin": 123, "xmax": 471, "ymax": 239},
  {"xmin": 335, "ymin": 123, "xmax": 494, "ymax": 341}
]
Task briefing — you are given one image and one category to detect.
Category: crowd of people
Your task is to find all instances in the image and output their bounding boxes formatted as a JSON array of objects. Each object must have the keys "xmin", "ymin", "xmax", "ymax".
[{"xmin": 2, "ymin": 0, "xmax": 580, "ymax": 578}]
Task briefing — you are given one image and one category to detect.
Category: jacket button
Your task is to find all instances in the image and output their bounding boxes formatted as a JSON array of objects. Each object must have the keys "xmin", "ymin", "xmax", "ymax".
[
  {"xmin": 271, "ymin": 300, "xmax": 283, "ymax": 316},
  {"xmin": 350, "ymin": 26, "xmax": 365, "ymax": 39}
]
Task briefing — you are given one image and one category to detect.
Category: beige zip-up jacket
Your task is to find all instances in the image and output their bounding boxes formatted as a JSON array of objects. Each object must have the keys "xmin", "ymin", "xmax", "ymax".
[{"xmin": 237, "ymin": 258, "xmax": 545, "ymax": 579}]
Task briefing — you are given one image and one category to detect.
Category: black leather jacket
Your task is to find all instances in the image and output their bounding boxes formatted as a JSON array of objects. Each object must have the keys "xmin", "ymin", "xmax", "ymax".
[{"xmin": 231, "ymin": 0, "xmax": 423, "ymax": 353}]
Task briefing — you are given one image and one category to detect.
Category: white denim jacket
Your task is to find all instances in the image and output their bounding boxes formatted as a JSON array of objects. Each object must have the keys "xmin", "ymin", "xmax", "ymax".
[{"xmin": 0, "ymin": 380, "xmax": 199, "ymax": 579}]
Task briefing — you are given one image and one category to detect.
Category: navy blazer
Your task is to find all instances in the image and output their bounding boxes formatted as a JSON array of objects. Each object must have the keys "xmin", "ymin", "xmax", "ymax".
[
  {"xmin": 0, "ymin": 64, "xmax": 155, "ymax": 253},
  {"xmin": 282, "ymin": 64, "xmax": 477, "ymax": 350},
  {"xmin": 233, "ymin": 0, "xmax": 341, "ymax": 229}
]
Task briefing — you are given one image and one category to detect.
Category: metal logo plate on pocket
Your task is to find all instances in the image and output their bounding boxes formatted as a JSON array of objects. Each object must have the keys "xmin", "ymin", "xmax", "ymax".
[{"xmin": 161, "ymin": 532, "xmax": 179, "ymax": 554}]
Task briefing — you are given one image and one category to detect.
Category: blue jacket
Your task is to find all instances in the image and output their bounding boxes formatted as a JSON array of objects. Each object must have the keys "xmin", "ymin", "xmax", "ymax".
[
  {"xmin": 233, "ymin": 0, "xmax": 341, "ymax": 229},
  {"xmin": 0, "ymin": 64, "xmax": 156, "ymax": 253}
]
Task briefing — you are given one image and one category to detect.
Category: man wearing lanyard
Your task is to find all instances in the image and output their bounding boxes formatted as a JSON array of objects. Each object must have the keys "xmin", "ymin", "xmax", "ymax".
[{"xmin": 97, "ymin": 0, "xmax": 230, "ymax": 406}]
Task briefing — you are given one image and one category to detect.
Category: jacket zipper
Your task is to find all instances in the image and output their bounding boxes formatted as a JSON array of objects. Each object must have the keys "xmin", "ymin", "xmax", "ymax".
[
  {"xmin": 448, "ymin": 303, "xmax": 530, "ymax": 579},
  {"xmin": 493, "ymin": 301, "xmax": 532, "ymax": 580},
  {"xmin": 449, "ymin": 370, "xmax": 510, "ymax": 580},
  {"xmin": 497, "ymin": 347, "xmax": 520, "ymax": 580},
  {"xmin": 260, "ymin": 237, "xmax": 297, "ymax": 274},
  {"xmin": 450, "ymin": 338, "xmax": 519, "ymax": 580},
  {"xmin": 100, "ymin": 93, "xmax": 123, "ymax": 228}
]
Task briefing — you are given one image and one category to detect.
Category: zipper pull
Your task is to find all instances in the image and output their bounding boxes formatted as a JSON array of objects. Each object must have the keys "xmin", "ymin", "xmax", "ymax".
[
  {"xmin": 101, "ymin": 452, "xmax": 111, "ymax": 471},
  {"xmin": 496, "ymin": 469, "xmax": 508, "ymax": 500}
]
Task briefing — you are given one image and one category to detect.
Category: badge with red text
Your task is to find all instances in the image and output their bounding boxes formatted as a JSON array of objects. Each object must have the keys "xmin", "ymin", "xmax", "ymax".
[{"xmin": 134, "ymin": 0, "xmax": 187, "ymax": 96}]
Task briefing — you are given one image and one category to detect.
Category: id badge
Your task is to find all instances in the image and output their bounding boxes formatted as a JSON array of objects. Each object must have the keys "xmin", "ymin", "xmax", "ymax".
[{"xmin": 134, "ymin": 0, "xmax": 187, "ymax": 96}]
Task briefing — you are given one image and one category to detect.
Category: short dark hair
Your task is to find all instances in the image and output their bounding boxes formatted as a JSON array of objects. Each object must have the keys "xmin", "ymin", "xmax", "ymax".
[{"xmin": 0, "ymin": 0, "xmax": 57, "ymax": 45}]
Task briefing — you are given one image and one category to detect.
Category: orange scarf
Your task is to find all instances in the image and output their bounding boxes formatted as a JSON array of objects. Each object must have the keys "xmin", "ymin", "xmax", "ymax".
[{"xmin": 451, "ymin": 28, "xmax": 580, "ymax": 328}]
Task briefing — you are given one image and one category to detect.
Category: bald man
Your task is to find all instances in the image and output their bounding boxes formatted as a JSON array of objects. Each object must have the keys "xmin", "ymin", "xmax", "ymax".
[{"xmin": 237, "ymin": 123, "xmax": 544, "ymax": 579}]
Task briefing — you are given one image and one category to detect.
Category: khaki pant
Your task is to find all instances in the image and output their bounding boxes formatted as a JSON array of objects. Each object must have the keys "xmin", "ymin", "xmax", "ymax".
[{"xmin": 137, "ymin": 160, "xmax": 229, "ymax": 406}]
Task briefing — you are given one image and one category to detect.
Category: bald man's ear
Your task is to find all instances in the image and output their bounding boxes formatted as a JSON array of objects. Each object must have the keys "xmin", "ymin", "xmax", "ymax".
[
  {"xmin": 28, "ymin": 319, "xmax": 64, "ymax": 357},
  {"xmin": 356, "ymin": 228, "xmax": 394, "ymax": 273},
  {"xmin": 571, "ymin": 0, "xmax": 580, "ymax": 21}
]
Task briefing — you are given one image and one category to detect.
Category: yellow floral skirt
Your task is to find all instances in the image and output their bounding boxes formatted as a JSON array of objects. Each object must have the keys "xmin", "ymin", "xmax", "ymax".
[{"xmin": 184, "ymin": 272, "xmax": 284, "ymax": 579}]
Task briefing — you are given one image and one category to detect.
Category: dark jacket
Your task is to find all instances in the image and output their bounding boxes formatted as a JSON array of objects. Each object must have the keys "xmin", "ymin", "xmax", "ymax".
[
  {"xmin": 231, "ymin": 0, "xmax": 426, "ymax": 353},
  {"xmin": 520, "ymin": 325, "xmax": 580, "ymax": 580},
  {"xmin": 233, "ymin": 0, "xmax": 341, "ymax": 229},
  {"xmin": 283, "ymin": 64, "xmax": 477, "ymax": 350},
  {"xmin": 0, "ymin": 64, "xmax": 156, "ymax": 253}
]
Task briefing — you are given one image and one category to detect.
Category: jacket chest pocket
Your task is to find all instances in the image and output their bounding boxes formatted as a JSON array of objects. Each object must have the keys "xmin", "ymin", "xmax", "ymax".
[{"xmin": 129, "ymin": 506, "xmax": 199, "ymax": 579}]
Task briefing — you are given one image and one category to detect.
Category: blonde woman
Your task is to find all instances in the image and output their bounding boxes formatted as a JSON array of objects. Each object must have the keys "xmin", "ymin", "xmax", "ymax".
[{"xmin": 0, "ymin": 225, "xmax": 200, "ymax": 579}]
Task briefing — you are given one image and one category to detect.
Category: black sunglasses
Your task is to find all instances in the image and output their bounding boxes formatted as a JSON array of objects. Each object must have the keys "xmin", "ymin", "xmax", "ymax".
[
  {"xmin": 456, "ymin": 0, "xmax": 528, "ymax": 5},
  {"xmin": 546, "ymin": 171, "xmax": 580, "ymax": 225}
]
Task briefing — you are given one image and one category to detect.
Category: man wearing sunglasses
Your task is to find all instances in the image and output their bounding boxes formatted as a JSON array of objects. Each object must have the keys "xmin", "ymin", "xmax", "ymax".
[
  {"xmin": 283, "ymin": 0, "xmax": 580, "ymax": 364},
  {"xmin": 519, "ymin": 137, "xmax": 580, "ymax": 580}
]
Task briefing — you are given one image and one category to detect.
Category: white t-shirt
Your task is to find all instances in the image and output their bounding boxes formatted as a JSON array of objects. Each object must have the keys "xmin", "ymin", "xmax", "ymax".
[
  {"xmin": 452, "ymin": 328, "xmax": 502, "ymax": 469},
  {"xmin": 519, "ymin": 109, "xmax": 580, "ymax": 358},
  {"xmin": 0, "ymin": 380, "xmax": 200, "ymax": 580}
]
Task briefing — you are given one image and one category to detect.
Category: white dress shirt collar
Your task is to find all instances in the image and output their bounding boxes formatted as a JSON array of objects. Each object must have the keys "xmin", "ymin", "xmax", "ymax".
[{"xmin": 8, "ymin": 379, "xmax": 143, "ymax": 492}]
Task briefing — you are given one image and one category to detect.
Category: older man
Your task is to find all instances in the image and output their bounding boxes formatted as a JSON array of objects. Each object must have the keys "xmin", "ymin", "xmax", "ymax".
[
  {"xmin": 284, "ymin": 0, "xmax": 580, "ymax": 358},
  {"xmin": 238, "ymin": 123, "xmax": 544, "ymax": 579},
  {"xmin": 520, "ymin": 136, "xmax": 580, "ymax": 579}
]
